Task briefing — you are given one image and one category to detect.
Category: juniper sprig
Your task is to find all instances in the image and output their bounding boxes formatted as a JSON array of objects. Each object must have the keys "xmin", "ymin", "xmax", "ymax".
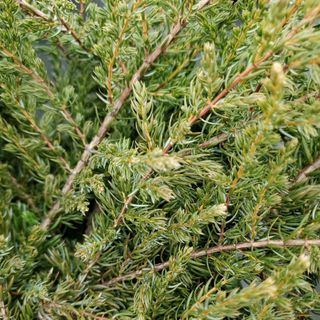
[{"xmin": 1, "ymin": 0, "xmax": 320, "ymax": 319}]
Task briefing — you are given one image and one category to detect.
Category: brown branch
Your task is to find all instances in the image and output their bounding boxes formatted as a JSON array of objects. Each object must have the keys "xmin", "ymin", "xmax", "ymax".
[
  {"xmin": 0, "ymin": 299, "xmax": 8, "ymax": 320},
  {"xmin": 59, "ymin": 16, "xmax": 89, "ymax": 52},
  {"xmin": 295, "ymin": 155, "xmax": 320, "ymax": 183},
  {"xmin": 0, "ymin": 285, "xmax": 8, "ymax": 320},
  {"xmin": 199, "ymin": 132, "xmax": 229, "ymax": 149},
  {"xmin": 102, "ymin": 239, "xmax": 320, "ymax": 286},
  {"xmin": 17, "ymin": 0, "xmax": 51, "ymax": 22},
  {"xmin": 188, "ymin": 50, "xmax": 274, "ymax": 125},
  {"xmin": 0, "ymin": 46, "xmax": 53, "ymax": 98},
  {"xmin": 79, "ymin": 0, "xmax": 85, "ymax": 19},
  {"xmin": 40, "ymin": 12, "xmax": 192, "ymax": 230}
]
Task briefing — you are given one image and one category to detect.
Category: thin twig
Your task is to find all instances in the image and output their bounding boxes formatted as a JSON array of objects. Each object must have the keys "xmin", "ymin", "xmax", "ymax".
[
  {"xmin": 41, "ymin": 11, "xmax": 192, "ymax": 230},
  {"xmin": 0, "ymin": 46, "xmax": 53, "ymax": 98},
  {"xmin": 0, "ymin": 47, "xmax": 86, "ymax": 145},
  {"xmin": 79, "ymin": 0, "xmax": 85, "ymax": 19},
  {"xmin": 0, "ymin": 288, "xmax": 8, "ymax": 320},
  {"xmin": 0, "ymin": 299, "xmax": 8, "ymax": 320},
  {"xmin": 44, "ymin": 301, "xmax": 109, "ymax": 320},
  {"xmin": 16, "ymin": 0, "xmax": 91, "ymax": 54},
  {"xmin": 102, "ymin": 238, "xmax": 320, "ymax": 286},
  {"xmin": 295, "ymin": 156, "xmax": 320, "ymax": 183},
  {"xmin": 14, "ymin": 97, "xmax": 71, "ymax": 171},
  {"xmin": 17, "ymin": 0, "xmax": 51, "ymax": 22},
  {"xmin": 106, "ymin": 1, "xmax": 142, "ymax": 104},
  {"xmin": 199, "ymin": 133, "xmax": 229, "ymax": 149},
  {"xmin": 59, "ymin": 16, "xmax": 89, "ymax": 52}
]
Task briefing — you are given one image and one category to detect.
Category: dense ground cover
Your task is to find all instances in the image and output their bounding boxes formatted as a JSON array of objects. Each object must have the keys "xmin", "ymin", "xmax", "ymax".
[{"xmin": 1, "ymin": 0, "xmax": 320, "ymax": 318}]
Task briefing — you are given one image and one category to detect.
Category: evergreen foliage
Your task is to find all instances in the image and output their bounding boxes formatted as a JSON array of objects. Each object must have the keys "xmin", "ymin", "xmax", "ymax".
[{"xmin": 1, "ymin": 0, "xmax": 320, "ymax": 318}]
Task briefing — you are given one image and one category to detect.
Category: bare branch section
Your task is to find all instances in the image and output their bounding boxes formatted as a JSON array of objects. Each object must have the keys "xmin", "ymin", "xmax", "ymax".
[
  {"xmin": 198, "ymin": 133, "xmax": 228, "ymax": 148},
  {"xmin": 16, "ymin": 0, "xmax": 50, "ymax": 22},
  {"xmin": 103, "ymin": 239, "xmax": 320, "ymax": 286},
  {"xmin": 0, "ymin": 291, "xmax": 8, "ymax": 320},
  {"xmin": 79, "ymin": 0, "xmax": 85, "ymax": 19},
  {"xmin": 295, "ymin": 156, "xmax": 320, "ymax": 183}
]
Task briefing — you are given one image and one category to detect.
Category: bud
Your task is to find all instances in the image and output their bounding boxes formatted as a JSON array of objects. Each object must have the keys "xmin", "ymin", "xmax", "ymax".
[
  {"xmin": 270, "ymin": 62, "xmax": 285, "ymax": 87},
  {"xmin": 298, "ymin": 254, "xmax": 311, "ymax": 269}
]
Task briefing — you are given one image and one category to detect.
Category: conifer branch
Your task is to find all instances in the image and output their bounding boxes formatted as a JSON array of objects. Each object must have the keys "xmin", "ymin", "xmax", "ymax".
[
  {"xmin": 16, "ymin": 0, "xmax": 91, "ymax": 54},
  {"xmin": 0, "ymin": 47, "xmax": 86, "ymax": 145},
  {"xmin": 116, "ymin": 50, "xmax": 274, "ymax": 225},
  {"xmin": 15, "ymin": 99, "xmax": 71, "ymax": 171},
  {"xmin": 1, "ymin": 119, "xmax": 41, "ymax": 170},
  {"xmin": 58, "ymin": 16, "xmax": 89, "ymax": 52},
  {"xmin": 81, "ymin": 133, "xmax": 229, "ymax": 275},
  {"xmin": 41, "ymin": 1, "xmax": 217, "ymax": 230},
  {"xmin": 103, "ymin": 239, "xmax": 320, "ymax": 286},
  {"xmin": 0, "ymin": 47, "xmax": 53, "ymax": 98},
  {"xmin": 2, "ymin": 1, "xmax": 320, "ymax": 317},
  {"xmin": 106, "ymin": 0, "xmax": 143, "ymax": 104},
  {"xmin": 154, "ymin": 48, "xmax": 200, "ymax": 91},
  {"xmin": 116, "ymin": 1, "xmax": 319, "ymax": 227},
  {"xmin": 114, "ymin": 132, "xmax": 228, "ymax": 226}
]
